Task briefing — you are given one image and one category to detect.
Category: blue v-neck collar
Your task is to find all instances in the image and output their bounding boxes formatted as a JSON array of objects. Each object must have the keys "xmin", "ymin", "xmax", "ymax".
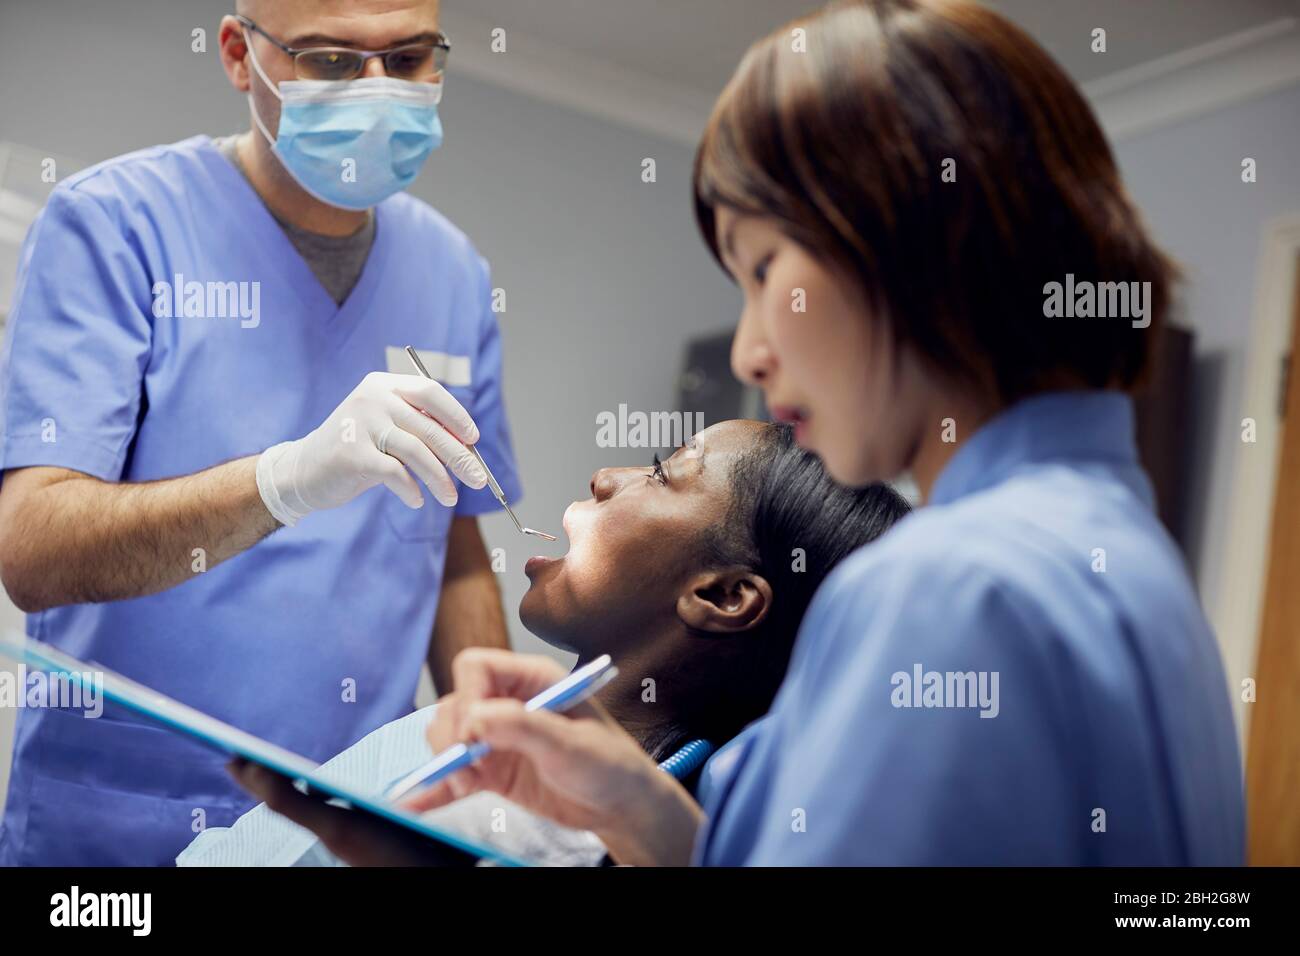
[{"xmin": 196, "ymin": 135, "xmax": 391, "ymax": 348}]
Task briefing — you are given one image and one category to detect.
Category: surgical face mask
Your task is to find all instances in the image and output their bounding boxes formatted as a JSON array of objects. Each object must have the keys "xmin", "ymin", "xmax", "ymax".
[{"xmin": 244, "ymin": 31, "xmax": 444, "ymax": 210}]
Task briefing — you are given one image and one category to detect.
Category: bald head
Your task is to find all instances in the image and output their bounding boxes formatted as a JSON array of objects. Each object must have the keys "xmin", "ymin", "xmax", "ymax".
[{"xmin": 235, "ymin": 0, "xmax": 441, "ymax": 47}]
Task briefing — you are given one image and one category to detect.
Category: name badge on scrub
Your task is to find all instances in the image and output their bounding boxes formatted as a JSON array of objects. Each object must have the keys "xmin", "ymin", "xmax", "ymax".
[{"xmin": 386, "ymin": 347, "xmax": 472, "ymax": 387}]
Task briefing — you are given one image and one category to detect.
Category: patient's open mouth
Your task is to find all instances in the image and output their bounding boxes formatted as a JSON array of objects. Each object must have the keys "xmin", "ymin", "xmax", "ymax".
[{"xmin": 524, "ymin": 505, "xmax": 578, "ymax": 577}]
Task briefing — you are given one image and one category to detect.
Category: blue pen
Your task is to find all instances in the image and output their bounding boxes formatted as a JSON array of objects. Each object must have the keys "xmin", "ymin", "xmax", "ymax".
[{"xmin": 384, "ymin": 654, "xmax": 618, "ymax": 801}]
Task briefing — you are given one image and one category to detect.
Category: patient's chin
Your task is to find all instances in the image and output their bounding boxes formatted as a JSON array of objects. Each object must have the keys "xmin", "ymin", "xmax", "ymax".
[
  {"xmin": 520, "ymin": 554, "xmax": 609, "ymax": 657},
  {"xmin": 518, "ymin": 588, "xmax": 580, "ymax": 655},
  {"xmin": 519, "ymin": 573, "xmax": 548, "ymax": 624},
  {"xmin": 519, "ymin": 563, "xmax": 562, "ymax": 625}
]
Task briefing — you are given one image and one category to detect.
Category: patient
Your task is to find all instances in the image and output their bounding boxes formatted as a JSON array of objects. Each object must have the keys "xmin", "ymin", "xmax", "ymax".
[
  {"xmin": 517, "ymin": 418, "xmax": 908, "ymax": 763},
  {"xmin": 199, "ymin": 420, "xmax": 909, "ymax": 866}
]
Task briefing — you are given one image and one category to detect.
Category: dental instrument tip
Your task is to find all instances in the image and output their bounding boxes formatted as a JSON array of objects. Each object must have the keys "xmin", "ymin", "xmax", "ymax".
[{"xmin": 524, "ymin": 529, "xmax": 558, "ymax": 541}]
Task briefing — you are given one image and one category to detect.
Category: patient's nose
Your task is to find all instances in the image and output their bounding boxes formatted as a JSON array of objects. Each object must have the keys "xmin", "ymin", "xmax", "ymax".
[{"xmin": 591, "ymin": 467, "xmax": 638, "ymax": 500}]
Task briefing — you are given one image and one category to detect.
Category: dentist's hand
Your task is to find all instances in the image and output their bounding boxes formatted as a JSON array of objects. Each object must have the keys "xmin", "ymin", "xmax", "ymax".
[
  {"xmin": 403, "ymin": 648, "xmax": 706, "ymax": 866},
  {"xmin": 256, "ymin": 371, "xmax": 488, "ymax": 526}
]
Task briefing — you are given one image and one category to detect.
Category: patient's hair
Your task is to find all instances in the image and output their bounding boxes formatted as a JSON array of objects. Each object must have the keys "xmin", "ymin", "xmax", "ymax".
[
  {"xmin": 647, "ymin": 422, "xmax": 910, "ymax": 760},
  {"xmin": 693, "ymin": 0, "xmax": 1178, "ymax": 405}
]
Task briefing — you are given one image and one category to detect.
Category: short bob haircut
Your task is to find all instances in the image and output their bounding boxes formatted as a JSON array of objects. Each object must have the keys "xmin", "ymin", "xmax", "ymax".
[{"xmin": 694, "ymin": 0, "xmax": 1179, "ymax": 404}]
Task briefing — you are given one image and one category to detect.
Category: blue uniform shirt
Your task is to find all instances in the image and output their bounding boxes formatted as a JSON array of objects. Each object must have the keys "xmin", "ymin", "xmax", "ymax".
[
  {"xmin": 0, "ymin": 137, "xmax": 521, "ymax": 865},
  {"xmin": 697, "ymin": 391, "xmax": 1245, "ymax": 865}
]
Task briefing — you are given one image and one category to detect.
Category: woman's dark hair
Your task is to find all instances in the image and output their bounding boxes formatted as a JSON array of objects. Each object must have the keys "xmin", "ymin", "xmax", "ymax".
[
  {"xmin": 646, "ymin": 422, "xmax": 910, "ymax": 760},
  {"xmin": 693, "ymin": 0, "xmax": 1178, "ymax": 404}
]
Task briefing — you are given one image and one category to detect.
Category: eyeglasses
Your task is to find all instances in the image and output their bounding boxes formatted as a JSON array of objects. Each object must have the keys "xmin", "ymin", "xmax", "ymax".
[{"xmin": 236, "ymin": 15, "xmax": 449, "ymax": 82}]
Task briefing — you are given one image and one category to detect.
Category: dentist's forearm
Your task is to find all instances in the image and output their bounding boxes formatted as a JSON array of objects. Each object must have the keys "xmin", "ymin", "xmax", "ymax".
[
  {"xmin": 428, "ymin": 516, "xmax": 510, "ymax": 693},
  {"xmin": 0, "ymin": 458, "xmax": 278, "ymax": 613},
  {"xmin": 598, "ymin": 770, "xmax": 707, "ymax": 867}
]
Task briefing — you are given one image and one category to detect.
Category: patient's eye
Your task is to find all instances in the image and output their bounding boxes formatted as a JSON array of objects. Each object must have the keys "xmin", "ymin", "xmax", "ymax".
[{"xmin": 649, "ymin": 453, "xmax": 668, "ymax": 486}]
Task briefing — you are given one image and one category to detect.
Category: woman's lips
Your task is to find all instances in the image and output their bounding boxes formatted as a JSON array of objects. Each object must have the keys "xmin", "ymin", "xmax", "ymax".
[
  {"xmin": 770, "ymin": 404, "xmax": 807, "ymax": 424},
  {"xmin": 770, "ymin": 405, "xmax": 812, "ymax": 444},
  {"xmin": 524, "ymin": 554, "xmax": 557, "ymax": 577}
]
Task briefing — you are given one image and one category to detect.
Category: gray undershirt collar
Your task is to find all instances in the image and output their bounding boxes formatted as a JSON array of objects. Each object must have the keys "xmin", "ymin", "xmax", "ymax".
[{"xmin": 213, "ymin": 134, "xmax": 376, "ymax": 306}]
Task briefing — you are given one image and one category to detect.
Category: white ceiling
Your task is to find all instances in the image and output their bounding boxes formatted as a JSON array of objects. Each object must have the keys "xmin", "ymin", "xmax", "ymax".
[{"xmin": 443, "ymin": 0, "xmax": 1300, "ymax": 97}]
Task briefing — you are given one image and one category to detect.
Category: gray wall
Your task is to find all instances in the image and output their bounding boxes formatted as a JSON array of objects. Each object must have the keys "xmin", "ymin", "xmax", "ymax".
[
  {"xmin": 1110, "ymin": 83, "xmax": 1300, "ymax": 623},
  {"xmin": 1108, "ymin": 82, "xmax": 1300, "ymax": 738}
]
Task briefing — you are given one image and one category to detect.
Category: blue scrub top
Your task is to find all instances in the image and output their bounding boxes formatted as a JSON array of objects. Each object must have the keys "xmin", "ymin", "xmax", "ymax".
[
  {"xmin": 0, "ymin": 137, "xmax": 522, "ymax": 865},
  {"xmin": 697, "ymin": 392, "xmax": 1245, "ymax": 865}
]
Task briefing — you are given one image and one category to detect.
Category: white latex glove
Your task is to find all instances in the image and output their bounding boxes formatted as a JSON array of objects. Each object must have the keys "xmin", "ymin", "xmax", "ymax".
[{"xmin": 256, "ymin": 371, "xmax": 488, "ymax": 526}]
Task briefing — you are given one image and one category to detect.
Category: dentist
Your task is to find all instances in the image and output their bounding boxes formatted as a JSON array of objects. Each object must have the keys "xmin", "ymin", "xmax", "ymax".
[{"xmin": 0, "ymin": 0, "xmax": 521, "ymax": 864}]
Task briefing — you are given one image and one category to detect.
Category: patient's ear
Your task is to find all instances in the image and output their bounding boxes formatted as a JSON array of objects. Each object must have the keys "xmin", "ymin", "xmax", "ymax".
[{"xmin": 676, "ymin": 569, "xmax": 773, "ymax": 634}]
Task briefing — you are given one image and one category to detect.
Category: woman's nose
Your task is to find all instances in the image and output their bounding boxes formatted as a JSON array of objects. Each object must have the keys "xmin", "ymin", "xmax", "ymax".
[
  {"xmin": 591, "ymin": 468, "xmax": 615, "ymax": 500},
  {"xmin": 591, "ymin": 467, "xmax": 638, "ymax": 500},
  {"xmin": 731, "ymin": 310, "xmax": 775, "ymax": 387},
  {"xmin": 362, "ymin": 54, "xmax": 388, "ymax": 79}
]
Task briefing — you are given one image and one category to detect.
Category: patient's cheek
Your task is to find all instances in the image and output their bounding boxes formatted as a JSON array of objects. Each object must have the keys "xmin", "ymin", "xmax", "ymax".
[
  {"xmin": 563, "ymin": 518, "xmax": 643, "ymax": 605},
  {"xmin": 554, "ymin": 501, "xmax": 685, "ymax": 617},
  {"xmin": 561, "ymin": 541, "xmax": 622, "ymax": 596},
  {"xmin": 563, "ymin": 506, "xmax": 617, "ymax": 571}
]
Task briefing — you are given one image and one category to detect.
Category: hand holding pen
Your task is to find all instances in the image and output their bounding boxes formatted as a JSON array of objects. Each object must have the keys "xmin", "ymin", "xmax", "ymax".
[
  {"xmin": 396, "ymin": 648, "xmax": 705, "ymax": 866},
  {"xmin": 385, "ymin": 653, "xmax": 618, "ymax": 800}
]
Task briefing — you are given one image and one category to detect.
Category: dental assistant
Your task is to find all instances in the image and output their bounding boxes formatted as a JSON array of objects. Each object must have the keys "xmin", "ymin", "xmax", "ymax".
[
  {"xmin": 0, "ymin": 0, "xmax": 522, "ymax": 865},
  {"xmin": 241, "ymin": 0, "xmax": 1246, "ymax": 867}
]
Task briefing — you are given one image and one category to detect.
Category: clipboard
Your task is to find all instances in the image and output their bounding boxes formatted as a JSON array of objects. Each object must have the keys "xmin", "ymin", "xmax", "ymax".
[{"xmin": 0, "ymin": 631, "xmax": 529, "ymax": 867}]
